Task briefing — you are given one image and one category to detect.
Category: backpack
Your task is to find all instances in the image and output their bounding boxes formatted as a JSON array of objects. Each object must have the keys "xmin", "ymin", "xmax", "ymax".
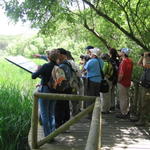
[
  {"xmin": 48, "ymin": 65, "xmax": 68, "ymax": 92},
  {"xmin": 108, "ymin": 59, "xmax": 119, "ymax": 85},
  {"xmin": 140, "ymin": 68, "xmax": 150, "ymax": 88},
  {"xmin": 104, "ymin": 61, "xmax": 113, "ymax": 79},
  {"xmin": 48, "ymin": 61, "xmax": 82, "ymax": 92},
  {"xmin": 63, "ymin": 61, "xmax": 83, "ymax": 93}
]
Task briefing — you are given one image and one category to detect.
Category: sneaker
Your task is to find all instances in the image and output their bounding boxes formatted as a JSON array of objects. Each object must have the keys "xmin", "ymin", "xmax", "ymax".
[{"xmin": 116, "ymin": 113, "xmax": 129, "ymax": 119}]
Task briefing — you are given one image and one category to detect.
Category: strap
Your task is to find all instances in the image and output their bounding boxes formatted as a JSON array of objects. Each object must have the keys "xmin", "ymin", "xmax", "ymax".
[
  {"xmin": 96, "ymin": 58, "xmax": 104, "ymax": 79},
  {"xmin": 88, "ymin": 75, "xmax": 101, "ymax": 78}
]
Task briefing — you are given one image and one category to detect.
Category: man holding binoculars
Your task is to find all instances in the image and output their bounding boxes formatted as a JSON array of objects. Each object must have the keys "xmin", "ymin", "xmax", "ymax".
[{"xmin": 136, "ymin": 52, "xmax": 150, "ymax": 126}]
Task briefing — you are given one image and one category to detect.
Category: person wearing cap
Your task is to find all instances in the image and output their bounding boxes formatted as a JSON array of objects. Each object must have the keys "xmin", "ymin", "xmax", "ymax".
[
  {"xmin": 66, "ymin": 50, "xmax": 83, "ymax": 116},
  {"xmin": 83, "ymin": 47, "xmax": 104, "ymax": 115},
  {"xmin": 55, "ymin": 48, "xmax": 72, "ymax": 128},
  {"xmin": 116, "ymin": 48, "xmax": 133, "ymax": 119}
]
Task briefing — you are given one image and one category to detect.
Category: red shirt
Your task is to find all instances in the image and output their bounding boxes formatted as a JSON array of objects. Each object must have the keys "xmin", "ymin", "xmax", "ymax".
[{"xmin": 118, "ymin": 58, "xmax": 133, "ymax": 87}]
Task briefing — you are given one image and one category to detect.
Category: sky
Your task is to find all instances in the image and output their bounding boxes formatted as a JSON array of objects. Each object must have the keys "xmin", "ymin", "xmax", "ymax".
[{"xmin": 0, "ymin": 7, "xmax": 37, "ymax": 35}]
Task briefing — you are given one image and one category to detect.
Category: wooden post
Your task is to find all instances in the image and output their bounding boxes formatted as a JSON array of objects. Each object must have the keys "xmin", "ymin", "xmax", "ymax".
[
  {"xmin": 31, "ymin": 95, "xmax": 38, "ymax": 149},
  {"xmin": 37, "ymin": 103, "xmax": 95, "ymax": 147},
  {"xmin": 85, "ymin": 97, "xmax": 101, "ymax": 150}
]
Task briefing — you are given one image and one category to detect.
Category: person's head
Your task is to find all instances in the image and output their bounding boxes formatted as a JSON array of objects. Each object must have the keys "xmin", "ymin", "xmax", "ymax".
[
  {"xmin": 101, "ymin": 53, "xmax": 110, "ymax": 61},
  {"xmin": 89, "ymin": 48, "xmax": 101, "ymax": 58},
  {"xmin": 57, "ymin": 48, "xmax": 68, "ymax": 62},
  {"xmin": 46, "ymin": 49, "xmax": 60, "ymax": 64},
  {"xmin": 109, "ymin": 48, "xmax": 118, "ymax": 59},
  {"xmin": 85, "ymin": 45, "xmax": 94, "ymax": 55},
  {"xmin": 66, "ymin": 50, "xmax": 74, "ymax": 60},
  {"xmin": 119, "ymin": 48, "xmax": 130, "ymax": 58}
]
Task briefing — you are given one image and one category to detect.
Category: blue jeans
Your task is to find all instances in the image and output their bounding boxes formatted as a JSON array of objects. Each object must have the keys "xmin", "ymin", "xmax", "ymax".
[{"xmin": 38, "ymin": 85, "xmax": 56, "ymax": 137}]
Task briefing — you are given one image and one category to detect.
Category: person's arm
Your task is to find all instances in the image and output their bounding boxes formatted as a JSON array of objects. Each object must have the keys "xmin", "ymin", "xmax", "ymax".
[
  {"xmin": 32, "ymin": 64, "xmax": 45, "ymax": 79},
  {"xmin": 32, "ymin": 54, "xmax": 48, "ymax": 61}
]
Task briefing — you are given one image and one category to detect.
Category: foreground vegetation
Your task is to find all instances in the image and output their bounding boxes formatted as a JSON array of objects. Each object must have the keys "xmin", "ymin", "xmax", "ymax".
[{"xmin": 0, "ymin": 59, "xmax": 39, "ymax": 150}]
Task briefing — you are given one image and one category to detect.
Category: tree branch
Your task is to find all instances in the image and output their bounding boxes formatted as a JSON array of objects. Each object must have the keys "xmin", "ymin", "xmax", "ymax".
[
  {"xmin": 84, "ymin": 19, "xmax": 110, "ymax": 49},
  {"xmin": 82, "ymin": 0, "xmax": 148, "ymax": 50}
]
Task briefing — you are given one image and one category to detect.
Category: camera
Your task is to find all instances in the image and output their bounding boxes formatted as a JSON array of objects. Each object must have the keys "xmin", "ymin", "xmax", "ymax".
[{"xmin": 80, "ymin": 54, "xmax": 91, "ymax": 62}]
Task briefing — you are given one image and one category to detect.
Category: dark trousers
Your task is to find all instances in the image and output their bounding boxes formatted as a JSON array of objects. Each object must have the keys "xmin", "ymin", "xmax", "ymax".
[
  {"xmin": 86, "ymin": 80, "xmax": 100, "ymax": 107},
  {"xmin": 55, "ymin": 100, "xmax": 70, "ymax": 128},
  {"xmin": 55, "ymin": 89, "xmax": 72, "ymax": 128}
]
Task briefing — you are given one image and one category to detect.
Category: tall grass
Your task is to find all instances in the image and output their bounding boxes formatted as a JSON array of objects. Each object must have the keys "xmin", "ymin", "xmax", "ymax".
[{"xmin": 0, "ymin": 58, "xmax": 39, "ymax": 150}]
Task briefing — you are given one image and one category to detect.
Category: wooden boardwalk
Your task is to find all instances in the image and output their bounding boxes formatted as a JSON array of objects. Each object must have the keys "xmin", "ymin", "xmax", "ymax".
[
  {"xmin": 28, "ymin": 117, "xmax": 90, "ymax": 150},
  {"xmin": 101, "ymin": 112, "xmax": 150, "ymax": 150},
  {"xmin": 28, "ymin": 113, "xmax": 150, "ymax": 150}
]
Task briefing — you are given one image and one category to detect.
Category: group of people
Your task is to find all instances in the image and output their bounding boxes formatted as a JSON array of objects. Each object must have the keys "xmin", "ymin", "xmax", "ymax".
[
  {"xmin": 80, "ymin": 46, "xmax": 133, "ymax": 118},
  {"xmin": 31, "ymin": 46, "xmax": 150, "ymax": 138}
]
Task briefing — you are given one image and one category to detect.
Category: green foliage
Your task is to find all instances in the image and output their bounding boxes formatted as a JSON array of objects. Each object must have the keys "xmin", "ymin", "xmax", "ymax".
[
  {"xmin": 0, "ymin": 59, "xmax": 37, "ymax": 150},
  {"xmin": 3, "ymin": 0, "xmax": 150, "ymax": 50}
]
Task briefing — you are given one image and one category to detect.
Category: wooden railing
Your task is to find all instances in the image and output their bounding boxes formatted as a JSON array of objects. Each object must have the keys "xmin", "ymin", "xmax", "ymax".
[{"xmin": 31, "ymin": 90, "xmax": 102, "ymax": 150}]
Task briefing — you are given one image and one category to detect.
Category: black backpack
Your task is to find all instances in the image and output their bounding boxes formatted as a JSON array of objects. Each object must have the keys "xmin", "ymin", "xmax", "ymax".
[{"xmin": 109, "ymin": 59, "xmax": 119, "ymax": 85}]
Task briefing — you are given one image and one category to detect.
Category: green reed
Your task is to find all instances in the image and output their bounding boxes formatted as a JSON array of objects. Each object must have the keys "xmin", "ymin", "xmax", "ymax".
[{"xmin": 0, "ymin": 58, "xmax": 39, "ymax": 150}]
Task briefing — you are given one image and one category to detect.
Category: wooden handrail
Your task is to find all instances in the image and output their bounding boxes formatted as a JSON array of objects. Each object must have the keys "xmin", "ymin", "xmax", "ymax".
[
  {"xmin": 31, "ymin": 91, "xmax": 102, "ymax": 149},
  {"xmin": 34, "ymin": 92, "xmax": 96, "ymax": 101}
]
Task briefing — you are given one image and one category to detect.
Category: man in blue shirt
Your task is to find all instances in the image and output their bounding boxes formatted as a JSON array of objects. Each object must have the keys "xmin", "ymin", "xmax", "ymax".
[
  {"xmin": 84, "ymin": 48, "xmax": 104, "ymax": 96},
  {"xmin": 83, "ymin": 48, "xmax": 103, "ymax": 117}
]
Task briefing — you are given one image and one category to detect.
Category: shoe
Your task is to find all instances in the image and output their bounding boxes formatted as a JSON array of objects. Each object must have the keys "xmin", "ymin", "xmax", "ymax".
[{"xmin": 116, "ymin": 113, "xmax": 129, "ymax": 119}]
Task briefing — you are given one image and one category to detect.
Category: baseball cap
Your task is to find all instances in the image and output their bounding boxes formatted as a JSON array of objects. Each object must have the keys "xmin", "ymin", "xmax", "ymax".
[
  {"xmin": 85, "ymin": 45, "xmax": 94, "ymax": 50},
  {"xmin": 57, "ymin": 48, "xmax": 67, "ymax": 55},
  {"xmin": 121, "ymin": 48, "xmax": 130, "ymax": 55},
  {"xmin": 90, "ymin": 48, "xmax": 101, "ymax": 56}
]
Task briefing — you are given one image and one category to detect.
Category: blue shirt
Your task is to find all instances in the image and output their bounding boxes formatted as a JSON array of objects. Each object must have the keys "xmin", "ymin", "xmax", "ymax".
[{"xmin": 84, "ymin": 58, "xmax": 104, "ymax": 83}]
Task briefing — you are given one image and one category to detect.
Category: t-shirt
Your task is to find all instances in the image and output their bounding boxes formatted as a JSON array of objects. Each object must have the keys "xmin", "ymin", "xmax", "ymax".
[
  {"xmin": 84, "ymin": 58, "xmax": 104, "ymax": 83},
  {"xmin": 118, "ymin": 58, "xmax": 133, "ymax": 87}
]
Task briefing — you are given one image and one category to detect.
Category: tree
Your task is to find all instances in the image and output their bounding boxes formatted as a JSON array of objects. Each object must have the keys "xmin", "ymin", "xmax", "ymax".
[{"xmin": 2, "ymin": 0, "xmax": 150, "ymax": 50}]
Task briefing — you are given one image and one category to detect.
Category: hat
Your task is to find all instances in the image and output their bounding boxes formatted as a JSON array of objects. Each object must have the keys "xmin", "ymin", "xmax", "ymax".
[
  {"xmin": 121, "ymin": 48, "xmax": 130, "ymax": 55},
  {"xmin": 66, "ymin": 50, "xmax": 74, "ymax": 60},
  {"xmin": 90, "ymin": 48, "xmax": 101, "ymax": 56},
  {"xmin": 85, "ymin": 45, "xmax": 94, "ymax": 50},
  {"xmin": 57, "ymin": 48, "xmax": 67, "ymax": 55}
]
